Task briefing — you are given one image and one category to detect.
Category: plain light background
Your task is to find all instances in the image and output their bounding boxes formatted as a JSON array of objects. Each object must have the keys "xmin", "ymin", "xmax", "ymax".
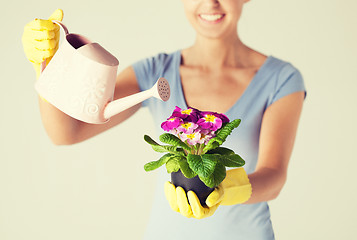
[{"xmin": 1, "ymin": 0, "xmax": 356, "ymax": 239}]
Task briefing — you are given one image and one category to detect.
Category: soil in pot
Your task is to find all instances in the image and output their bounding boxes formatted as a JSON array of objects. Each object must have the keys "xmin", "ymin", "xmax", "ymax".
[{"xmin": 171, "ymin": 170, "xmax": 214, "ymax": 207}]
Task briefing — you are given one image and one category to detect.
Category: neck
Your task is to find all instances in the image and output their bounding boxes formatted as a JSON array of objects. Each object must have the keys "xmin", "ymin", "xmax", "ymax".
[{"xmin": 182, "ymin": 34, "xmax": 250, "ymax": 71}]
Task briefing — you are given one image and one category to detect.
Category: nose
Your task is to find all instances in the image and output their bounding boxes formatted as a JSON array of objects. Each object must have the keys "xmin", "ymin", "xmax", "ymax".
[{"xmin": 204, "ymin": 0, "xmax": 220, "ymax": 6}]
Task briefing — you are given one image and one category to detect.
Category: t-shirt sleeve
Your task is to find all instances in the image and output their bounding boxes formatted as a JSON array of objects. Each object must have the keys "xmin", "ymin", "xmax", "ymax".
[
  {"xmin": 132, "ymin": 54, "xmax": 168, "ymax": 91},
  {"xmin": 267, "ymin": 63, "xmax": 307, "ymax": 107},
  {"xmin": 132, "ymin": 53, "xmax": 168, "ymax": 107}
]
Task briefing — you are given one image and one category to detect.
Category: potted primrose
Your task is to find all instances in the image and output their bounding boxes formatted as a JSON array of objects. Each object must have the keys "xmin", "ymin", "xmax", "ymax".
[{"xmin": 144, "ymin": 106, "xmax": 245, "ymax": 206}]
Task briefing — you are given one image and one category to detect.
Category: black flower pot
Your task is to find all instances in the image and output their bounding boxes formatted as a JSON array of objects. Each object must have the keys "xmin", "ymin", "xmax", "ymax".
[{"xmin": 171, "ymin": 170, "xmax": 214, "ymax": 207}]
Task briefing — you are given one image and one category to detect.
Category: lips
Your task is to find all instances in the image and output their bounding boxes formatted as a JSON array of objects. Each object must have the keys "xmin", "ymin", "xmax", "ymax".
[{"xmin": 199, "ymin": 14, "xmax": 225, "ymax": 22}]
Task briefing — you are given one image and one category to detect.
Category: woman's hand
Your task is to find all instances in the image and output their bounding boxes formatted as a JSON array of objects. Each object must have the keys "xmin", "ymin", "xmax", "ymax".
[
  {"xmin": 164, "ymin": 167, "xmax": 252, "ymax": 219},
  {"xmin": 164, "ymin": 181, "xmax": 224, "ymax": 219},
  {"xmin": 22, "ymin": 9, "xmax": 63, "ymax": 78}
]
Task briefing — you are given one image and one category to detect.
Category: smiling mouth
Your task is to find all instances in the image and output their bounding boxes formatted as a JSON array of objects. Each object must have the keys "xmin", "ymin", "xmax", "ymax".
[{"xmin": 199, "ymin": 14, "xmax": 225, "ymax": 22}]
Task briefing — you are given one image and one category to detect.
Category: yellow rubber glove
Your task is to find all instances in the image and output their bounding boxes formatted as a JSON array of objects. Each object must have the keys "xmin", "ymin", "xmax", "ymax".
[
  {"xmin": 164, "ymin": 168, "xmax": 252, "ymax": 219},
  {"xmin": 220, "ymin": 167, "xmax": 252, "ymax": 205},
  {"xmin": 164, "ymin": 182, "xmax": 224, "ymax": 219},
  {"xmin": 22, "ymin": 9, "xmax": 64, "ymax": 78}
]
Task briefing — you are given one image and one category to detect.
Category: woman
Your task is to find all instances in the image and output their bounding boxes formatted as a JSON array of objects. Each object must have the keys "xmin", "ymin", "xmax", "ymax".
[{"xmin": 22, "ymin": 1, "xmax": 306, "ymax": 239}]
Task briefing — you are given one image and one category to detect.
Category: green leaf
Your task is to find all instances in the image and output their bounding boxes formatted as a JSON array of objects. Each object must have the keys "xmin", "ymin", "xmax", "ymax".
[
  {"xmin": 151, "ymin": 145, "xmax": 180, "ymax": 154},
  {"xmin": 207, "ymin": 147, "xmax": 235, "ymax": 155},
  {"xmin": 207, "ymin": 147, "xmax": 245, "ymax": 167},
  {"xmin": 144, "ymin": 135, "xmax": 184, "ymax": 155},
  {"xmin": 144, "ymin": 153, "xmax": 174, "ymax": 171},
  {"xmin": 202, "ymin": 119, "xmax": 241, "ymax": 153},
  {"xmin": 220, "ymin": 154, "xmax": 245, "ymax": 167},
  {"xmin": 144, "ymin": 135, "xmax": 166, "ymax": 152},
  {"xmin": 166, "ymin": 158, "xmax": 180, "ymax": 173},
  {"xmin": 187, "ymin": 154, "xmax": 218, "ymax": 178},
  {"xmin": 159, "ymin": 133, "xmax": 191, "ymax": 151},
  {"xmin": 144, "ymin": 135, "xmax": 160, "ymax": 146},
  {"xmin": 199, "ymin": 163, "xmax": 226, "ymax": 188},
  {"xmin": 202, "ymin": 139, "xmax": 221, "ymax": 153},
  {"xmin": 178, "ymin": 158, "xmax": 197, "ymax": 178},
  {"xmin": 215, "ymin": 119, "xmax": 241, "ymax": 143}
]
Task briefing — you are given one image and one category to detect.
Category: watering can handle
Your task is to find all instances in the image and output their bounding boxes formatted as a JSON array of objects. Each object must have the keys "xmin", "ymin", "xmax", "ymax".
[{"xmin": 40, "ymin": 20, "xmax": 69, "ymax": 73}]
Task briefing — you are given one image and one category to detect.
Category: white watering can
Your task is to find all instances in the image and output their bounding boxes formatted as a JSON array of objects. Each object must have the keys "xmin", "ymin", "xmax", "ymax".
[{"xmin": 35, "ymin": 20, "xmax": 170, "ymax": 124}]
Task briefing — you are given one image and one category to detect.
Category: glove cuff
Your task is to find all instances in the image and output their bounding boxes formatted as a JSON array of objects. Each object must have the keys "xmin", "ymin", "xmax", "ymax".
[{"xmin": 220, "ymin": 168, "xmax": 252, "ymax": 205}]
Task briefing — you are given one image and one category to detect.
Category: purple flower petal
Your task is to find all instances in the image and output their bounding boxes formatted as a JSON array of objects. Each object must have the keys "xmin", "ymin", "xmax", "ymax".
[
  {"xmin": 161, "ymin": 117, "xmax": 182, "ymax": 132},
  {"xmin": 216, "ymin": 113, "xmax": 230, "ymax": 123},
  {"xmin": 177, "ymin": 122, "xmax": 199, "ymax": 134},
  {"xmin": 197, "ymin": 113, "xmax": 223, "ymax": 131},
  {"xmin": 171, "ymin": 106, "xmax": 199, "ymax": 123},
  {"xmin": 200, "ymin": 111, "xmax": 229, "ymax": 124}
]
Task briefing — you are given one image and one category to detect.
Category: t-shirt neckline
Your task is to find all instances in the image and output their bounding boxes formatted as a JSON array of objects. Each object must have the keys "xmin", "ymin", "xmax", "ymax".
[{"xmin": 174, "ymin": 50, "xmax": 273, "ymax": 115}]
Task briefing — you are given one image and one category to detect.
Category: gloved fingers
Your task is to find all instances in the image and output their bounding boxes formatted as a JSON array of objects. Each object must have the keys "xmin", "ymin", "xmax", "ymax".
[
  {"xmin": 23, "ymin": 27, "xmax": 59, "ymax": 41},
  {"xmin": 206, "ymin": 186, "xmax": 224, "ymax": 208},
  {"xmin": 48, "ymin": 9, "xmax": 64, "ymax": 21},
  {"xmin": 164, "ymin": 181, "xmax": 179, "ymax": 212},
  {"xmin": 32, "ymin": 38, "xmax": 58, "ymax": 50},
  {"xmin": 25, "ymin": 19, "xmax": 59, "ymax": 32},
  {"xmin": 22, "ymin": 27, "xmax": 59, "ymax": 63},
  {"xmin": 23, "ymin": 28, "xmax": 56, "ymax": 40},
  {"xmin": 24, "ymin": 46, "xmax": 57, "ymax": 63},
  {"xmin": 206, "ymin": 202, "xmax": 219, "ymax": 217},
  {"xmin": 22, "ymin": 9, "xmax": 63, "ymax": 78},
  {"xmin": 187, "ymin": 191, "xmax": 212, "ymax": 219},
  {"xmin": 176, "ymin": 187, "xmax": 193, "ymax": 218},
  {"xmin": 202, "ymin": 201, "xmax": 220, "ymax": 219},
  {"xmin": 23, "ymin": 19, "xmax": 60, "ymax": 54}
]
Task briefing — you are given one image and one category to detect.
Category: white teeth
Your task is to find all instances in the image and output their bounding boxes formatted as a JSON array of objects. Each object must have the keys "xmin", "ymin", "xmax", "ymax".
[{"xmin": 200, "ymin": 14, "xmax": 223, "ymax": 21}]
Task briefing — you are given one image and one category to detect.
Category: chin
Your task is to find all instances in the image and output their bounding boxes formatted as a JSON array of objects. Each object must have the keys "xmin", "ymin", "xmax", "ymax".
[{"xmin": 196, "ymin": 27, "xmax": 233, "ymax": 41}]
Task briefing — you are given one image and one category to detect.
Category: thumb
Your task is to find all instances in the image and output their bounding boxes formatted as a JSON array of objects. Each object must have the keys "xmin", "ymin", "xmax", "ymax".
[
  {"xmin": 25, "ymin": 9, "xmax": 63, "ymax": 31},
  {"xmin": 48, "ymin": 9, "xmax": 64, "ymax": 21},
  {"xmin": 206, "ymin": 186, "xmax": 224, "ymax": 208}
]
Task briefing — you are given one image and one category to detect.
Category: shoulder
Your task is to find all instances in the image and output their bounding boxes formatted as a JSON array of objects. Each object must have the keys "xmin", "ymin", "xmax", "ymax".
[
  {"xmin": 133, "ymin": 51, "xmax": 179, "ymax": 72},
  {"xmin": 132, "ymin": 50, "xmax": 180, "ymax": 90},
  {"xmin": 258, "ymin": 56, "xmax": 304, "ymax": 93},
  {"xmin": 265, "ymin": 56, "xmax": 306, "ymax": 106},
  {"xmin": 267, "ymin": 56, "xmax": 303, "ymax": 80}
]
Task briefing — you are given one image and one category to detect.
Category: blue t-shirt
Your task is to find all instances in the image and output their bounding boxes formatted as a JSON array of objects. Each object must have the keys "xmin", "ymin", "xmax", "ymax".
[{"xmin": 133, "ymin": 50, "xmax": 306, "ymax": 240}]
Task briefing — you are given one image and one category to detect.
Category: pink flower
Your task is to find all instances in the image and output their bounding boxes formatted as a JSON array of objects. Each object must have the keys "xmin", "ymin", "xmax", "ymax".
[
  {"xmin": 198, "ymin": 129, "xmax": 215, "ymax": 145},
  {"xmin": 180, "ymin": 131, "xmax": 202, "ymax": 146},
  {"xmin": 169, "ymin": 129, "xmax": 180, "ymax": 136},
  {"xmin": 177, "ymin": 122, "xmax": 199, "ymax": 134},
  {"xmin": 171, "ymin": 106, "xmax": 199, "ymax": 123},
  {"xmin": 161, "ymin": 117, "xmax": 182, "ymax": 132},
  {"xmin": 197, "ymin": 113, "xmax": 223, "ymax": 131},
  {"xmin": 216, "ymin": 113, "xmax": 230, "ymax": 124}
]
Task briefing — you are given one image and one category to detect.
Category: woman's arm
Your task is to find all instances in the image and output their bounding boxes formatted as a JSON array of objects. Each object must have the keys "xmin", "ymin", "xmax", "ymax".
[
  {"xmin": 38, "ymin": 66, "xmax": 141, "ymax": 145},
  {"xmin": 245, "ymin": 91, "xmax": 305, "ymax": 204}
]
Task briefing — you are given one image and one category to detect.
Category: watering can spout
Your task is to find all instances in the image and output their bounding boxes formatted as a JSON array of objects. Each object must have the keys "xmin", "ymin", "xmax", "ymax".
[{"xmin": 103, "ymin": 77, "xmax": 170, "ymax": 119}]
